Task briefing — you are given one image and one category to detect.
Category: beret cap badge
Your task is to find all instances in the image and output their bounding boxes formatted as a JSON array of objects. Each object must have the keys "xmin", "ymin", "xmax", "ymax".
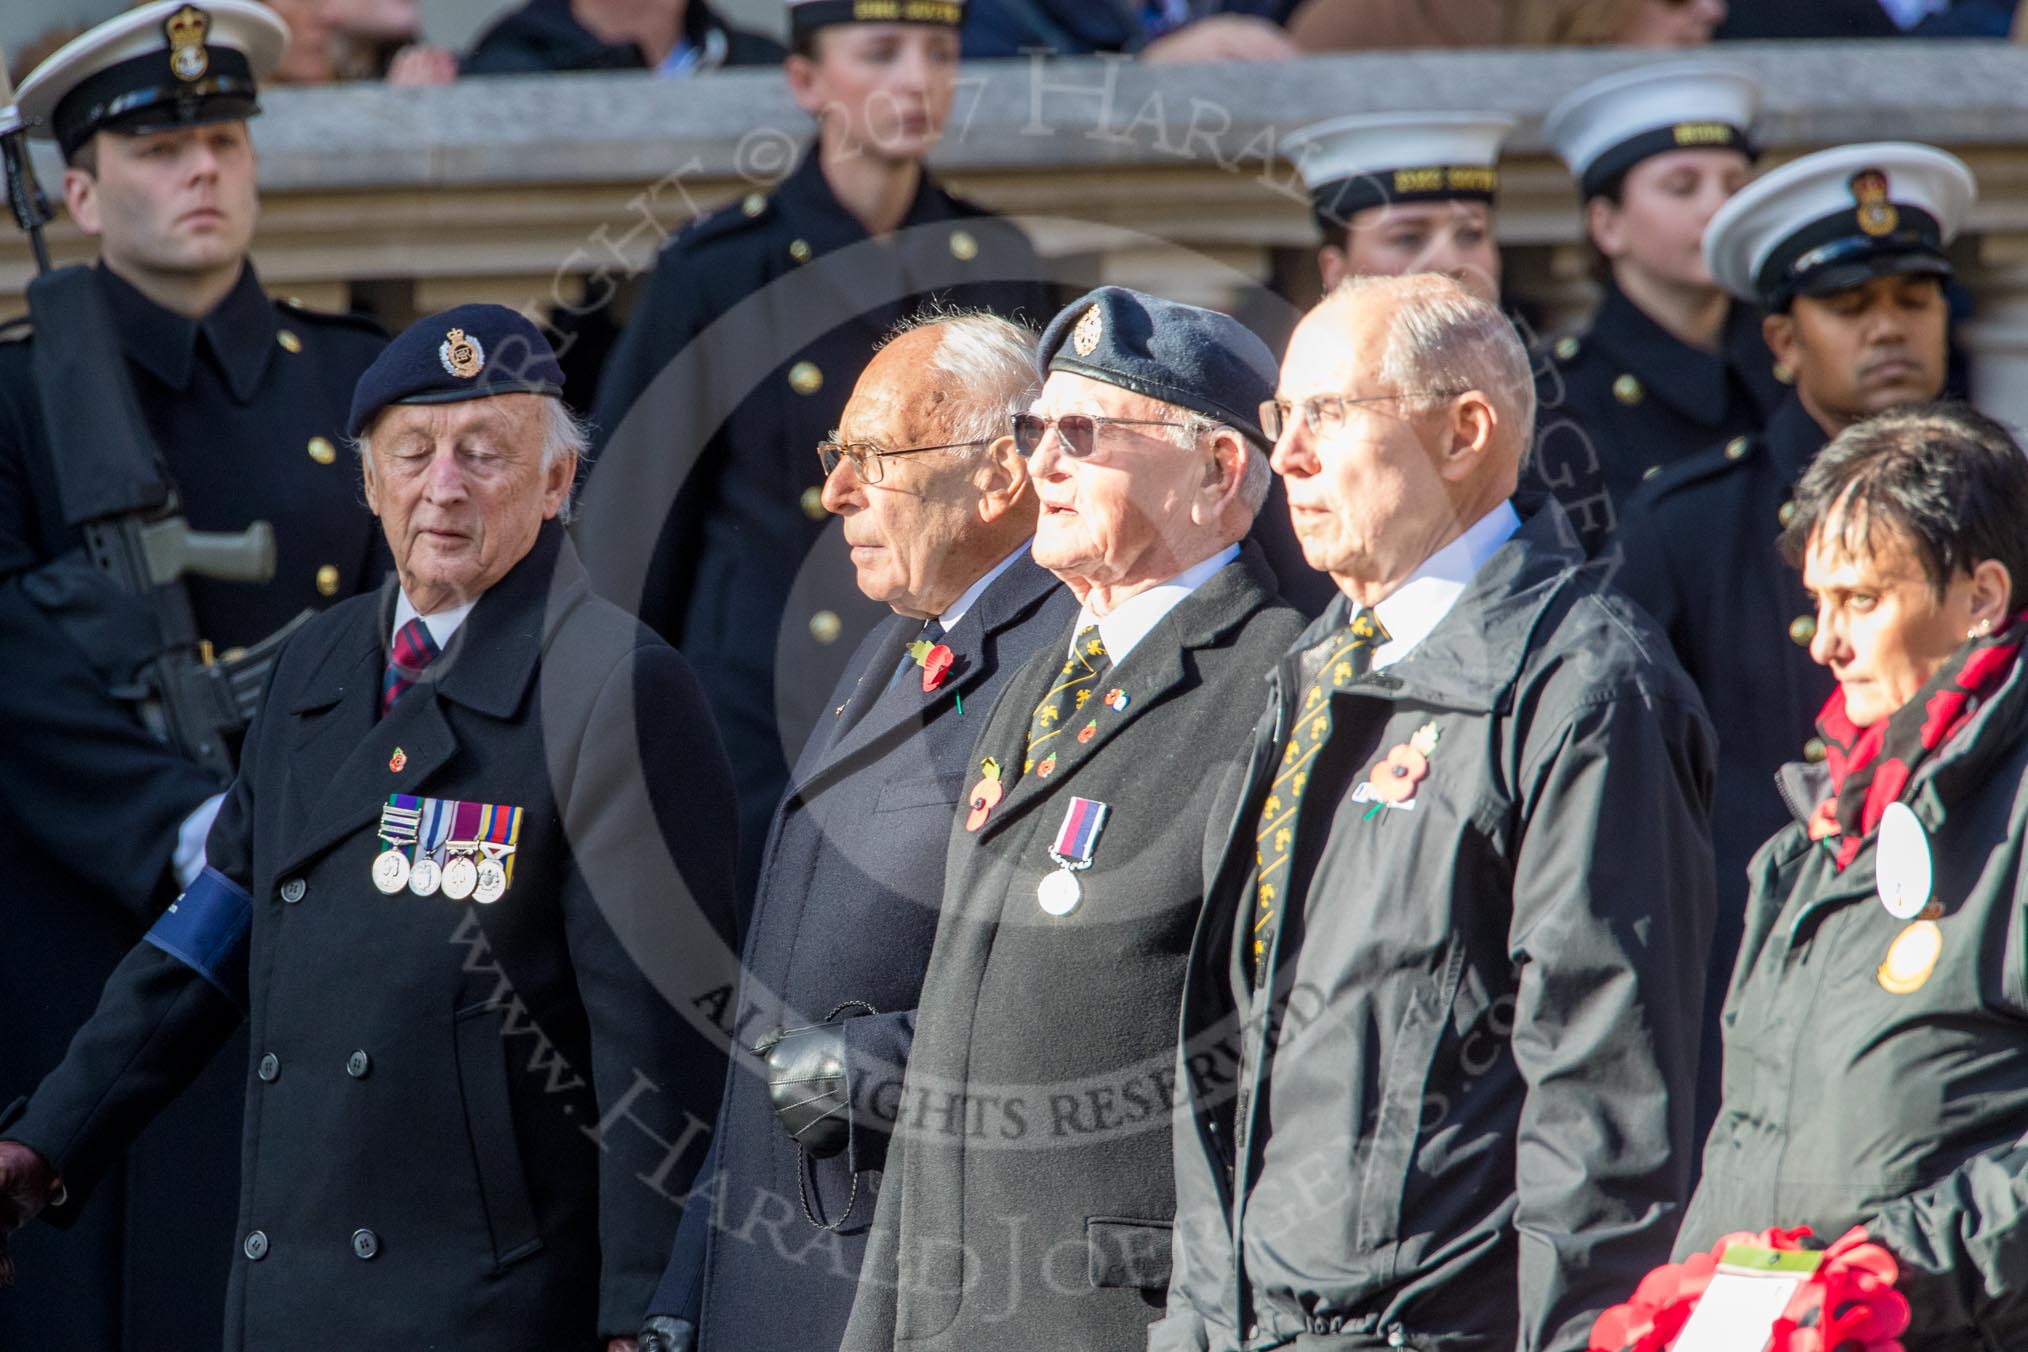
[
  {"xmin": 1850, "ymin": 169, "xmax": 1899, "ymax": 239},
  {"xmin": 165, "ymin": 4, "xmax": 212, "ymax": 82},
  {"xmin": 439, "ymin": 328, "xmax": 485, "ymax": 379},
  {"xmin": 1071, "ymin": 304, "xmax": 1103, "ymax": 358}
]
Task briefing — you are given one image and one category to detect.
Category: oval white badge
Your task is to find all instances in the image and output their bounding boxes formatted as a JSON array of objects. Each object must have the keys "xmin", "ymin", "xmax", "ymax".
[{"xmin": 1876, "ymin": 801, "xmax": 1932, "ymax": 921}]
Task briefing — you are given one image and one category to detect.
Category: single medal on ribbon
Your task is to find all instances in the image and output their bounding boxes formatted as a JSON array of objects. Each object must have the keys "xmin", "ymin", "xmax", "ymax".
[
  {"xmin": 441, "ymin": 800, "xmax": 485, "ymax": 900},
  {"xmin": 1038, "ymin": 796, "xmax": 1109, "ymax": 916},
  {"xmin": 409, "ymin": 796, "xmax": 455, "ymax": 896},
  {"xmin": 373, "ymin": 793, "xmax": 422, "ymax": 894},
  {"xmin": 474, "ymin": 802, "xmax": 522, "ymax": 904}
]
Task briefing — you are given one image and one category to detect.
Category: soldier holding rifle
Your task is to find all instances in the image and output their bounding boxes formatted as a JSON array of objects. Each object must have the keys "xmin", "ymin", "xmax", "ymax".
[{"xmin": 0, "ymin": 5, "xmax": 385, "ymax": 1347}]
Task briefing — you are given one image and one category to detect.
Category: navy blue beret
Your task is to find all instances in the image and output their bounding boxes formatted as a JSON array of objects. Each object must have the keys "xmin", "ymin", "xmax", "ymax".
[
  {"xmin": 1037, "ymin": 286, "xmax": 1278, "ymax": 449},
  {"xmin": 347, "ymin": 303, "xmax": 566, "ymax": 439}
]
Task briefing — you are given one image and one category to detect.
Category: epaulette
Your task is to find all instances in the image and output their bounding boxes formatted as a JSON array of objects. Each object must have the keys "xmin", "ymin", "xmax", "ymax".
[
  {"xmin": 666, "ymin": 189, "xmax": 775, "ymax": 255},
  {"xmin": 0, "ymin": 314, "xmax": 31, "ymax": 344},
  {"xmin": 274, "ymin": 295, "xmax": 390, "ymax": 339},
  {"xmin": 1640, "ymin": 433, "xmax": 1759, "ymax": 502}
]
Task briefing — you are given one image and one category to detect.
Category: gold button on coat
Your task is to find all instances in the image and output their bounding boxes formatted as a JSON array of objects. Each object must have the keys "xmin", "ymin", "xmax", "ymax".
[
  {"xmin": 1778, "ymin": 500, "xmax": 1796, "ymax": 527},
  {"xmin": 788, "ymin": 361, "xmax": 823, "ymax": 395},
  {"xmin": 800, "ymin": 486, "xmax": 826, "ymax": 520},
  {"xmin": 742, "ymin": 193, "xmax": 766, "ymax": 218},
  {"xmin": 315, "ymin": 564, "xmax": 341, "ymax": 597},
  {"xmin": 1724, "ymin": 436, "xmax": 1749, "ymax": 461},
  {"xmin": 1803, "ymin": 737, "xmax": 1828, "ymax": 764},
  {"xmin": 1789, "ymin": 614, "xmax": 1816, "ymax": 646},
  {"xmin": 809, "ymin": 610, "xmax": 841, "ymax": 644},
  {"xmin": 1612, "ymin": 374, "xmax": 1643, "ymax": 406},
  {"xmin": 308, "ymin": 436, "xmax": 336, "ymax": 465},
  {"xmin": 949, "ymin": 229, "xmax": 978, "ymax": 260},
  {"xmin": 1554, "ymin": 336, "xmax": 1580, "ymax": 361},
  {"xmin": 277, "ymin": 329, "xmax": 303, "ymax": 354},
  {"xmin": 789, "ymin": 239, "xmax": 813, "ymax": 264}
]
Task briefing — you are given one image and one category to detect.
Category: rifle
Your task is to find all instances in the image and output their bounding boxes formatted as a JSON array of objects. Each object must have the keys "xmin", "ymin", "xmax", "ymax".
[{"xmin": 1, "ymin": 49, "xmax": 307, "ymax": 779}]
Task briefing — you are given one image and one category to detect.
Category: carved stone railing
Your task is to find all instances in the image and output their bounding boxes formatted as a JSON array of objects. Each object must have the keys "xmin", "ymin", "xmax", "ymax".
[{"xmin": 8, "ymin": 41, "xmax": 2028, "ymax": 420}]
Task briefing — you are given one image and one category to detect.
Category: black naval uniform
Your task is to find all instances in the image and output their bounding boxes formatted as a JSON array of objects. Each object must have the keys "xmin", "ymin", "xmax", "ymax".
[
  {"xmin": 1608, "ymin": 393, "xmax": 1835, "ymax": 1138},
  {"xmin": 463, "ymin": 0, "xmax": 783, "ymax": 76},
  {"xmin": 0, "ymin": 263, "xmax": 385, "ymax": 1352},
  {"xmin": 585, "ymin": 150, "xmax": 1055, "ymax": 901},
  {"xmin": 1533, "ymin": 282, "xmax": 1784, "ymax": 554}
]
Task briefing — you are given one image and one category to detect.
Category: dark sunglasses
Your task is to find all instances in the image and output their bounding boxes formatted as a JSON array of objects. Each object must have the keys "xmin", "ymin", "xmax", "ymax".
[{"xmin": 1011, "ymin": 412, "xmax": 1191, "ymax": 459}]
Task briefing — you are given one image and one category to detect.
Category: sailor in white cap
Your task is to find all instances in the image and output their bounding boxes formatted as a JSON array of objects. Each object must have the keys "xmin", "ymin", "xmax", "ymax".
[
  {"xmin": 1282, "ymin": 110, "xmax": 1515, "ymax": 302},
  {"xmin": 0, "ymin": 7, "xmax": 388, "ymax": 1350},
  {"xmin": 1534, "ymin": 61, "xmax": 1784, "ymax": 551},
  {"xmin": 1610, "ymin": 141, "xmax": 1974, "ymax": 1145}
]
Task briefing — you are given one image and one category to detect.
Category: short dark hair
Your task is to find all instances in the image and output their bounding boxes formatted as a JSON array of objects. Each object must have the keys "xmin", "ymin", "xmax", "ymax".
[
  {"xmin": 65, "ymin": 136, "xmax": 98, "ymax": 175},
  {"xmin": 789, "ymin": 28, "xmax": 825, "ymax": 60},
  {"xmin": 1780, "ymin": 401, "xmax": 2028, "ymax": 599}
]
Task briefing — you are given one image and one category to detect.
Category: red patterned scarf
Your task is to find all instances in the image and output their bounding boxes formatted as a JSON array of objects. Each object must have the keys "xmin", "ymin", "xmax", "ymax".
[{"xmin": 1810, "ymin": 611, "xmax": 2028, "ymax": 870}]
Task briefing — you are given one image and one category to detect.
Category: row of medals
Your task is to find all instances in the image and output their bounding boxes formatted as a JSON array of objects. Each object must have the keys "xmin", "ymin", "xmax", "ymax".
[{"xmin": 372, "ymin": 845, "xmax": 508, "ymax": 903}]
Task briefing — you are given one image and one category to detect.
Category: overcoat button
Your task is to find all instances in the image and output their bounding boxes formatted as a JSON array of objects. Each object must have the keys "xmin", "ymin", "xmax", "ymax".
[
  {"xmin": 1724, "ymin": 436, "xmax": 1750, "ymax": 461},
  {"xmin": 788, "ymin": 361, "xmax": 823, "ymax": 395},
  {"xmin": 257, "ymin": 1053, "xmax": 280, "ymax": 1082},
  {"xmin": 276, "ymin": 329, "xmax": 302, "ymax": 354},
  {"xmin": 809, "ymin": 610, "xmax": 841, "ymax": 644},
  {"xmin": 280, "ymin": 878, "xmax": 306, "ymax": 904},
  {"xmin": 949, "ymin": 229, "xmax": 979, "ymax": 260},
  {"xmin": 346, "ymin": 1051, "xmax": 371, "ymax": 1079},
  {"xmin": 244, "ymin": 1230, "xmax": 269, "ymax": 1260},
  {"xmin": 1789, "ymin": 614, "xmax": 1817, "ymax": 646},
  {"xmin": 1778, "ymin": 499, "xmax": 1796, "ymax": 528},
  {"xmin": 789, "ymin": 238, "xmax": 812, "ymax": 264},
  {"xmin": 307, "ymin": 436, "xmax": 336, "ymax": 465},
  {"xmin": 1554, "ymin": 335, "xmax": 1580, "ymax": 362},
  {"xmin": 800, "ymin": 486, "xmax": 826, "ymax": 520},
  {"xmin": 1804, "ymin": 737, "xmax": 1828, "ymax": 764},
  {"xmin": 1612, "ymin": 373, "xmax": 1643, "ymax": 406},
  {"xmin": 352, "ymin": 1228, "xmax": 380, "ymax": 1260},
  {"xmin": 315, "ymin": 564, "xmax": 340, "ymax": 597}
]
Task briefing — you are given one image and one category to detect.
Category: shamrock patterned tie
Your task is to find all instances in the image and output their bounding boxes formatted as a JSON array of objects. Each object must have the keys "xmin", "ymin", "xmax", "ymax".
[
  {"xmin": 381, "ymin": 617, "xmax": 442, "ymax": 716},
  {"xmin": 1022, "ymin": 624, "xmax": 1109, "ymax": 780},
  {"xmin": 1250, "ymin": 606, "xmax": 1389, "ymax": 984}
]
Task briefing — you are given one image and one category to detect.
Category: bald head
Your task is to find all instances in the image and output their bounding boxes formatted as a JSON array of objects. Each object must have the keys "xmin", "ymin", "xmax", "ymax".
[
  {"xmin": 819, "ymin": 313, "xmax": 1041, "ymax": 618},
  {"xmin": 1271, "ymin": 273, "xmax": 1532, "ymax": 605}
]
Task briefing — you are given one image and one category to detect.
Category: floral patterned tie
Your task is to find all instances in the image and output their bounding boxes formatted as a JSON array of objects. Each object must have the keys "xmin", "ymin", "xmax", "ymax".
[{"xmin": 1022, "ymin": 624, "xmax": 1109, "ymax": 781}]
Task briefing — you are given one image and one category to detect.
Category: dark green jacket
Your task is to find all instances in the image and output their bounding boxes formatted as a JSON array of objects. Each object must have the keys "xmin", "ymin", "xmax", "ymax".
[{"xmin": 1678, "ymin": 647, "xmax": 2028, "ymax": 1350}]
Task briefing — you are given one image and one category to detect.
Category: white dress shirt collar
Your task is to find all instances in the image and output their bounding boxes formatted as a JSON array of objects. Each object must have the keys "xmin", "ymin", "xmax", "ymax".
[
  {"xmin": 1070, "ymin": 543, "xmax": 1241, "ymax": 668},
  {"xmin": 938, "ymin": 546, "xmax": 1027, "ymax": 634},
  {"xmin": 1369, "ymin": 502, "xmax": 1519, "ymax": 669},
  {"xmin": 392, "ymin": 591, "xmax": 478, "ymax": 652}
]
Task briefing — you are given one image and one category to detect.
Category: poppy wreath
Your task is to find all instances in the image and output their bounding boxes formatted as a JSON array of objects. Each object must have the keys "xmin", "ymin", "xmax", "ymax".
[{"xmin": 1589, "ymin": 1226, "xmax": 1909, "ymax": 1352}]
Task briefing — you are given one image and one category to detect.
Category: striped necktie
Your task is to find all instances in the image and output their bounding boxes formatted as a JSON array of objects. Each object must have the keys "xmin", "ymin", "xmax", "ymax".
[
  {"xmin": 1250, "ymin": 606, "xmax": 1389, "ymax": 984},
  {"xmin": 382, "ymin": 617, "xmax": 442, "ymax": 716}
]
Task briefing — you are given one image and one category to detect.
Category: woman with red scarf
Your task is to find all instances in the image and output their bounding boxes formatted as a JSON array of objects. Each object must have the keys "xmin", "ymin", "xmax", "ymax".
[{"xmin": 1666, "ymin": 403, "xmax": 2028, "ymax": 1349}]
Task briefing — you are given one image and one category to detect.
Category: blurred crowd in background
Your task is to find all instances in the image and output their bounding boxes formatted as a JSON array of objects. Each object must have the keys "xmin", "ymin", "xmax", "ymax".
[{"xmin": 10, "ymin": 0, "xmax": 2028, "ymax": 92}]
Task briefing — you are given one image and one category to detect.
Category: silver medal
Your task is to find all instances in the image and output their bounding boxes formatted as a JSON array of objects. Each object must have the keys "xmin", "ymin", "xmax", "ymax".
[
  {"xmin": 1876, "ymin": 801, "xmax": 1933, "ymax": 921},
  {"xmin": 441, "ymin": 855, "xmax": 478, "ymax": 901},
  {"xmin": 473, "ymin": 859, "xmax": 508, "ymax": 904},
  {"xmin": 371, "ymin": 849, "xmax": 411, "ymax": 894},
  {"xmin": 1037, "ymin": 868, "xmax": 1082, "ymax": 916},
  {"xmin": 408, "ymin": 856, "xmax": 443, "ymax": 896}
]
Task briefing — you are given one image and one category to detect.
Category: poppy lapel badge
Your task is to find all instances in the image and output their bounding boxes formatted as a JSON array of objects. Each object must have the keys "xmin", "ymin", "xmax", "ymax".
[{"xmin": 1352, "ymin": 721, "xmax": 1440, "ymax": 820}]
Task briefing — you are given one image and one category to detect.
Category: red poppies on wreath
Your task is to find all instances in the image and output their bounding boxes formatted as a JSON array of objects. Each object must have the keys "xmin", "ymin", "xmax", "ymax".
[{"xmin": 1589, "ymin": 1226, "xmax": 1909, "ymax": 1352}]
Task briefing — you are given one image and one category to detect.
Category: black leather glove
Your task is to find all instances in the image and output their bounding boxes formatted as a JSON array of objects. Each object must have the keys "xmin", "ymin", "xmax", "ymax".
[
  {"xmin": 637, "ymin": 1315, "xmax": 695, "ymax": 1352},
  {"xmin": 762, "ymin": 1021, "xmax": 851, "ymax": 1160}
]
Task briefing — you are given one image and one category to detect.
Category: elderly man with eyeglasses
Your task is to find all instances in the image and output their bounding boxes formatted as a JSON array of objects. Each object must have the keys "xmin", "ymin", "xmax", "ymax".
[
  {"xmin": 838, "ymin": 287, "xmax": 1303, "ymax": 1352},
  {"xmin": 1152, "ymin": 272, "xmax": 1718, "ymax": 1352},
  {"xmin": 635, "ymin": 310, "xmax": 1077, "ymax": 1352}
]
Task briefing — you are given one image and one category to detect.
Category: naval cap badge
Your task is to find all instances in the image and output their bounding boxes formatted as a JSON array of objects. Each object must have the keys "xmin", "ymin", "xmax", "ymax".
[
  {"xmin": 1071, "ymin": 303, "xmax": 1103, "ymax": 358},
  {"xmin": 1850, "ymin": 169, "xmax": 1899, "ymax": 239},
  {"xmin": 439, "ymin": 327, "xmax": 485, "ymax": 379},
  {"xmin": 165, "ymin": 5, "xmax": 211, "ymax": 82}
]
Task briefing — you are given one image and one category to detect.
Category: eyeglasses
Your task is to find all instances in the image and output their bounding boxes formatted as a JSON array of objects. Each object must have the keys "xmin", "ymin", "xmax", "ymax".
[
  {"xmin": 1259, "ymin": 390, "xmax": 1468, "ymax": 440},
  {"xmin": 816, "ymin": 437, "xmax": 988, "ymax": 484},
  {"xmin": 1011, "ymin": 413, "xmax": 1191, "ymax": 460}
]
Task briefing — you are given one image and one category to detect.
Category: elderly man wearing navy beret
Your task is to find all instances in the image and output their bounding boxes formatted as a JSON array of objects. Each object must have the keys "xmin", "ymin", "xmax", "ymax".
[
  {"xmin": 0, "ymin": 305, "xmax": 742, "ymax": 1352},
  {"xmin": 840, "ymin": 287, "xmax": 1304, "ymax": 1352}
]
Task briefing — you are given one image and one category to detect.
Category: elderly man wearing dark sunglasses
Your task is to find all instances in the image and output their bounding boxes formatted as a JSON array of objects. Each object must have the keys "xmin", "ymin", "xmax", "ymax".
[{"xmin": 839, "ymin": 286, "xmax": 1304, "ymax": 1352}]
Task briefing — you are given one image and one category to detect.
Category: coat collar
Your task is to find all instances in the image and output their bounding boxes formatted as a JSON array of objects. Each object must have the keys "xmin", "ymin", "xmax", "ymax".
[
  {"xmin": 1764, "ymin": 393, "xmax": 1831, "ymax": 486},
  {"xmin": 1591, "ymin": 283, "xmax": 1733, "ymax": 427},
  {"xmin": 795, "ymin": 552, "xmax": 1066, "ymax": 791},
  {"xmin": 771, "ymin": 148, "xmax": 961, "ymax": 262},
  {"xmin": 275, "ymin": 522, "xmax": 593, "ymax": 875},
  {"xmin": 1280, "ymin": 501, "xmax": 1587, "ymax": 717},
  {"xmin": 99, "ymin": 261, "xmax": 278, "ymax": 403},
  {"xmin": 979, "ymin": 542, "xmax": 1280, "ymax": 838}
]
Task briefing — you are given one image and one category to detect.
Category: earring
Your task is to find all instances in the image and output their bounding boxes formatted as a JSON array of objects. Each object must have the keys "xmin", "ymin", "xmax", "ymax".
[
  {"xmin": 1772, "ymin": 361, "xmax": 1795, "ymax": 386},
  {"xmin": 1970, "ymin": 619, "xmax": 1993, "ymax": 640}
]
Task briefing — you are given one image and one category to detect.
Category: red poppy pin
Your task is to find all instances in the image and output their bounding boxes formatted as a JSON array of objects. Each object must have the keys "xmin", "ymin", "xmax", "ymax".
[
  {"xmin": 1077, "ymin": 720, "xmax": 1098, "ymax": 744},
  {"xmin": 965, "ymin": 757, "xmax": 1004, "ymax": 832},
  {"xmin": 906, "ymin": 639, "xmax": 958, "ymax": 693},
  {"xmin": 1360, "ymin": 721, "xmax": 1439, "ymax": 819}
]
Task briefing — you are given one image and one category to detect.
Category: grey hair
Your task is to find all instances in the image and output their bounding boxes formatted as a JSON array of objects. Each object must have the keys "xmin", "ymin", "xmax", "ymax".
[
  {"xmin": 352, "ymin": 394, "xmax": 593, "ymax": 523},
  {"xmin": 1330, "ymin": 272, "xmax": 1538, "ymax": 460},
  {"xmin": 884, "ymin": 304, "xmax": 1041, "ymax": 447}
]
